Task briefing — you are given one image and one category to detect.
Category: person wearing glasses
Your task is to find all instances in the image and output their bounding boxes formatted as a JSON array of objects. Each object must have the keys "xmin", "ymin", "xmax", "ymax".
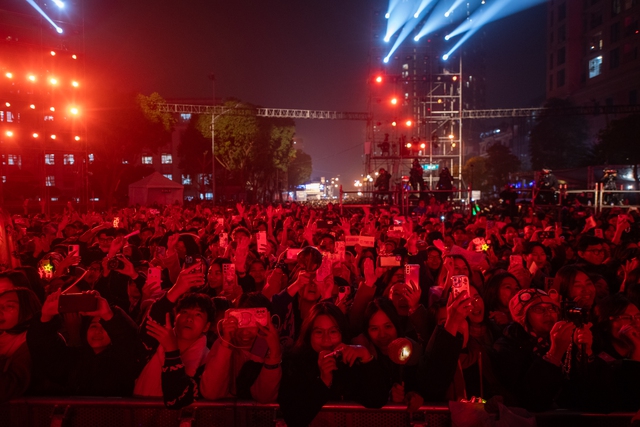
[
  {"xmin": 493, "ymin": 289, "xmax": 597, "ymax": 410},
  {"xmin": 575, "ymin": 235, "xmax": 619, "ymax": 294}
]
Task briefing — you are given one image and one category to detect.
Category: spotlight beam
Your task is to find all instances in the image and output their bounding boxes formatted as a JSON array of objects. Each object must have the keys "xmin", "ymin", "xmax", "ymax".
[
  {"xmin": 443, "ymin": 0, "xmax": 546, "ymax": 59},
  {"xmin": 25, "ymin": 0, "xmax": 63, "ymax": 33},
  {"xmin": 383, "ymin": 0, "xmax": 419, "ymax": 42},
  {"xmin": 444, "ymin": 0, "xmax": 465, "ymax": 18},
  {"xmin": 413, "ymin": 0, "xmax": 434, "ymax": 19}
]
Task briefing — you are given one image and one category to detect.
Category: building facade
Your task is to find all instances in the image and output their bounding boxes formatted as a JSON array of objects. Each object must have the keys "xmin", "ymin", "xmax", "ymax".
[{"xmin": 546, "ymin": 0, "xmax": 639, "ymax": 140}]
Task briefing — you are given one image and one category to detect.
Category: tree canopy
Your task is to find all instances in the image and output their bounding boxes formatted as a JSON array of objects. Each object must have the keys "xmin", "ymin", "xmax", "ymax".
[
  {"xmin": 87, "ymin": 91, "xmax": 173, "ymax": 205},
  {"xmin": 177, "ymin": 100, "xmax": 302, "ymax": 201},
  {"xmin": 529, "ymin": 98, "xmax": 589, "ymax": 170},
  {"xmin": 485, "ymin": 143, "xmax": 521, "ymax": 188}
]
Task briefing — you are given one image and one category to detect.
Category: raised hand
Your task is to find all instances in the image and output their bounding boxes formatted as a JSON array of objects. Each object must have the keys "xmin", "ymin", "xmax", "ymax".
[
  {"xmin": 318, "ymin": 350, "xmax": 338, "ymax": 387},
  {"xmin": 257, "ymin": 321, "xmax": 282, "ymax": 364},
  {"xmin": 146, "ymin": 313, "xmax": 178, "ymax": 352},
  {"xmin": 79, "ymin": 290, "xmax": 113, "ymax": 321},
  {"xmin": 41, "ymin": 288, "xmax": 61, "ymax": 322}
]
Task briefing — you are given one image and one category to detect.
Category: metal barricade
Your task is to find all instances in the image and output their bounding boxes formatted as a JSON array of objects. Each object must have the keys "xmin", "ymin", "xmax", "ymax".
[{"xmin": 1, "ymin": 397, "xmax": 636, "ymax": 427}]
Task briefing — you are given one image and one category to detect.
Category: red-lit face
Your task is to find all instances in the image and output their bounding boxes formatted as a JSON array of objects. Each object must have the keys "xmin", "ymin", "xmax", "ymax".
[
  {"xmin": 310, "ymin": 314, "xmax": 342, "ymax": 353},
  {"xmin": 527, "ymin": 246, "xmax": 548, "ymax": 269},
  {"xmin": 611, "ymin": 304, "xmax": 640, "ymax": 341},
  {"xmin": 367, "ymin": 310, "xmax": 398, "ymax": 354},
  {"xmin": 498, "ymin": 277, "xmax": 520, "ymax": 308},
  {"xmin": 390, "ymin": 283, "xmax": 411, "ymax": 316},
  {"xmin": 174, "ymin": 307, "xmax": 210, "ymax": 342},
  {"xmin": 579, "ymin": 244, "xmax": 606, "ymax": 266},
  {"xmin": 426, "ymin": 250, "xmax": 442, "ymax": 271},
  {"xmin": 468, "ymin": 286, "xmax": 485, "ymax": 324},
  {"xmin": 526, "ymin": 304, "xmax": 559, "ymax": 336},
  {"xmin": 208, "ymin": 264, "xmax": 223, "ymax": 289},
  {"xmin": 86, "ymin": 317, "xmax": 111, "ymax": 353},
  {"xmin": 503, "ymin": 227, "xmax": 518, "ymax": 244},
  {"xmin": 569, "ymin": 271, "xmax": 596, "ymax": 308}
]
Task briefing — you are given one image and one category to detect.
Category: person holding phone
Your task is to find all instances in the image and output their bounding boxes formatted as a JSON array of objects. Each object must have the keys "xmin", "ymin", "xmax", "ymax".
[
  {"xmin": 351, "ymin": 297, "xmax": 424, "ymax": 410},
  {"xmin": 199, "ymin": 293, "xmax": 281, "ymax": 403},
  {"xmin": 134, "ymin": 265, "xmax": 209, "ymax": 398},
  {"xmin": 270, "ymin": 246, "xmax": 324, "ymax": 349},
  {"xmin": 278, "ymin": 302, "xmax": 388, "ymax": 427},
  {"xmin": 493, "ymin": 288, "xmax": 598, "ymax": 411},
  {"xmin": 27, "ymin": 289, "xmax": 139, "ymax": 397}
]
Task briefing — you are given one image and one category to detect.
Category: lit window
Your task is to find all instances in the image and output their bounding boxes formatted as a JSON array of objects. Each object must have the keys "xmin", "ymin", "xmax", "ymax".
[
  {"xmin": 204, "ymin": 193, "xmax": 213, "ymax": 200},
  {"xmin": 589, "ymin": 56, "xmax": 603, "ymax": 78},
  {"xmin": 161, "ymin": 153, "xmax": 173, "ymax": 164},
  {"xmin": 122, "ymin": 159, "xmax": 129, "ymax": 164},
  {"xmin": 180, "ymin": 114, "xmax": 192, "ymax": 121},
  {"xmin": 45, "ymin": 176, "xmax": 55, "ymax": 186},
  {"xmin": 44, "ymin": 115, "xmax": 54, "ymax": 121},
  {"xmin": 50, "ymin": 198, "xmax": 58, "ymax": 201},
  {"xmin": 141, "ymin": 155, "xmax": 153, "ymax": 164},
  {"xmin": 88, "ymin": 153, "xmax": 94, "ymax": 163},
  {"xmin": 45, "ymin": 154, "xmax": 55, "ymax": 165},
  {"xmin": 181, "ymin": 174, "xmax": 192, "ymax": 185},
  {"xmin": 7, "ymin": 154, "xmax": 21, "ymax": 166},
  {"xmin": 1, "ymin": 176, "xmax": 6, "ymax": 183},
  {"xmin": 89, "ymin": 198, "xmax": 100, "ymax": 202},
  {"xmin": 163, "ymin": 174, "xmax": 173, "ymax": 180},
  {"xmin": 63, "ymin": 154, "xmax": 75, "ymax": 165}
]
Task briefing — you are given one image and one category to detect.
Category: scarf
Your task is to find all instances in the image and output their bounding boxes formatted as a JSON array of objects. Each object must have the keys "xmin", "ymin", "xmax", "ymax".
[{"xmin": 134, "ymin": 333, "xmax": 209, "ymax": 397}]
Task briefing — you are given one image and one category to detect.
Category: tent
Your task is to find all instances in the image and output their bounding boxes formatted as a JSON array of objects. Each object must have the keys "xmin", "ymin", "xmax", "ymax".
[{"xmin": 128, "ymin": 172, "xmax": 184, "ymax": 206}]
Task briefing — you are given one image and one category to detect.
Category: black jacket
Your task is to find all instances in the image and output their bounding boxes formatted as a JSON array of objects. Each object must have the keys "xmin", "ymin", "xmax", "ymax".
[
  {"xmin": 278, "ymin": 349, "xmax": 388, "ymax": 427},
  {"xmin": 27, "ymin": 307, "xmax": 139, "ymax": 397}
]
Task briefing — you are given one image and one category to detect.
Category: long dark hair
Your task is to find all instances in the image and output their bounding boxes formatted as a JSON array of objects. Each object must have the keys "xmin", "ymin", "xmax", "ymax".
[
  {"xmin": 363, "ymin": 297, "xmax": 404, "ymax": 343},
  {"xmin": 551, "ymin": 265, "xmax": 590, "ymax": 303},
  {"xmin": 291, "ymin": 302, "xmax": 348, "ymax": 356},
  {"xmin": 483, "ymin": 272, "xmax": 521, "ymax": 312},
  {"xmin": 0, "ymin": 287, "xmax": 42, "ymax": 334}
]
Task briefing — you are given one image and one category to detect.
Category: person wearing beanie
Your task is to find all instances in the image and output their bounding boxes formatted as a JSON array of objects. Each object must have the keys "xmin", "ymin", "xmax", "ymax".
[{"xmin": 492, "ymin": 288, "xmax": 601, "ymax": 411}]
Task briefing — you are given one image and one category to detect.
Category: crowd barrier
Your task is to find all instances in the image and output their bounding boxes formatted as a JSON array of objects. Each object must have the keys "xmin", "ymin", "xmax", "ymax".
[{"xmin": 1, "ymin": 397, "xmax": 636, "ymax": 427}]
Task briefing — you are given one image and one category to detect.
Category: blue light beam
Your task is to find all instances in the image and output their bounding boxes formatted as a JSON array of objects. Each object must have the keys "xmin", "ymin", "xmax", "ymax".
[
  {"xmin": 413, "ymin": 0, "xmax": 455, "ymax": 41},
  {"xmin": 444, "ymin": 0, "xmax": 465, "ymax": 18},
  {"xmin": 443, "ymin": 0, "xmax": 545, "ymax": 59},
  {"xmin": 384, "ymin": 10, "xmax": 425, "ymax": 63},
  {"xmin": 25, "ymin": 0, "xmax": 63, "ymax": 33},
  {"xmin": 383, "ymin": 0, "xmax": 417, "ymax": 42},
  {"xmin": 413, "ymin": 0, "xmax": 434, "ymax": 19}
]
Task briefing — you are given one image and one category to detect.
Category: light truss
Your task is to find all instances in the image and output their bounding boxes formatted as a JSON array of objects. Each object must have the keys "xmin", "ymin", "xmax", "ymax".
[{"xmin": 159, "ymin": 104, "xmax": 371, "ymax": 121}]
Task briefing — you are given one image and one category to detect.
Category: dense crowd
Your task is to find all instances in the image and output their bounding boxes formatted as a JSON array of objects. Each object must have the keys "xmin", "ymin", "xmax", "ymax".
[{"xmin": 1, "ymin": 198, "xmax": 640, "ymax": 426}]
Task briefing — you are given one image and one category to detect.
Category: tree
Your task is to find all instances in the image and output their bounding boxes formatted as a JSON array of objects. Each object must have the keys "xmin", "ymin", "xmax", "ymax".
[
  {"xmin": 529, "ymin": 98, "xmax": 589, "ymax": 170},
  {"xmin": 183, "ymin": 100, "xmax": 297, "ymax": 202},
  {"xmin": 178, "ymin": 115, "xmax": 211, "ymax": 194},
  {"xmin": 288, "ymin": 149, "xmax": 313, "ymax": 188},
  {"xmin": 591, "ymin": 114, "xmax": 640, "ymax": 184},
  {"xmin": 462, "ymin": 156, "xmax": 489, "ymax": 193},
  {"xmin": 87, "ymin": 90, "xmax": 173, "ymax": 206},
  {"xmin": 485, "ymin": 143, "xmax": 521, "ymax": 188}
]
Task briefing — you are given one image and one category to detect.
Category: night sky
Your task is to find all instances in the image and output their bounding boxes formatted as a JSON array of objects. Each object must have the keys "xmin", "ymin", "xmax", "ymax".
[{"xmin": 12, "ymin": 0, "xmax": 548, "ymax": 185}]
